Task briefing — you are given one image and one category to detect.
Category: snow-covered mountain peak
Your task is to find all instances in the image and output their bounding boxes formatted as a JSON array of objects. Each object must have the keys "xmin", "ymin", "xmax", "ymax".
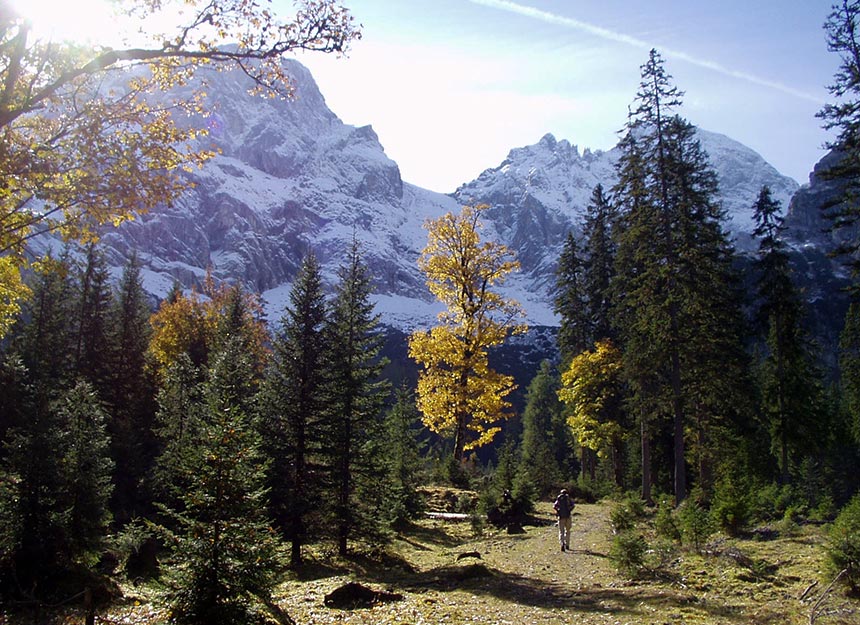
[{"xmin": 95, "ymin": 59, "xmax": 806, "ymax": 331}]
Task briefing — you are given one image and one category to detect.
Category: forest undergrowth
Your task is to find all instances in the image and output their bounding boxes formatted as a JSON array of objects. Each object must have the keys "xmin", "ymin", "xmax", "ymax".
[{"xmin": 18, "ymin": 495, "xmax": 858, "ymax": 625}]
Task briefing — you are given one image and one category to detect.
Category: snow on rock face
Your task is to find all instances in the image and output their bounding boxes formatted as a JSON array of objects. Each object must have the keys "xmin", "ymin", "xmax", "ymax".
[
  {"xmin": 695, "ymin": 129, "xmax": 798, "ymax": 237},
  {"xmin": 101, "ymin": 58, "xmax": 457, "ymax": 324},
  {"xmin": 98, "ymin": 59, "xmax": 803, "ymax": 331},
  {"xmin": 455, "ymin": 129, "xmax": 798, "ymax": 276}
]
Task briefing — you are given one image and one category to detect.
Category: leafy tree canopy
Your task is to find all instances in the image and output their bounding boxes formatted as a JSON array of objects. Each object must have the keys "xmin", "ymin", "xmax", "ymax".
[
  {"xmin": 408, "ymin": 204, "xmax": 526, "ymax": 463},
  {"xmin": 0, "ymin": 0, "xmax": 360, "ymax": 337}
]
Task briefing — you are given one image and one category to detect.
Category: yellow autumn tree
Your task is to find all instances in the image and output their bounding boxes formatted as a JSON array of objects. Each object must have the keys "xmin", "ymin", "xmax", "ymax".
[
  {"xmin": 149, "ymin": 276, "xmax": 269, "ymax": 379},
  {"xmin": 0, "ymin": 0, "xmax": 359, "ymax": 337},
  {"xmin": 408, "ymin": 204, "xmax": 526, "ymax": 464},
  {"xmin": 558, "ymin": 338, "xmax": 627, "ymax": 486},
  {"xmin": 149, "ymin": 289, "xmax": 208, "ymax": 376}
]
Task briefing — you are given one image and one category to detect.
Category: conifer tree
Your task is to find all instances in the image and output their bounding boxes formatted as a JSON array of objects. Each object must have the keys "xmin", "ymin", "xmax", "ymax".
[
  {"xmin": 259, "ymin": 252, "xmax": 328, "ymax": 567},
  {"xmin": 54, "ymin": 381, "xmax": 114, "ymax": 564},
  {"xmin": 163, "ymin": 338, "xmax": 282, "ymax": 625},
  {"xmin": 818, "ymin": 1, "xmax": 860, "ymax": 458},
  {"xmin": 72, "ymin": 244, "xmax": 113, "ymax": 392},
  {"xmin": 106, "ymin": 253, "xmax": 157, "ymax": 522},
  {"xmin": 204, "ymin": 280, "xmax": 270, "ymax": 382},
  {"xmin": 152, "ymin": 354, "xmax": 205, "ymax": 511},
  {"xmin": 1, "ymin": 379, "xmax": 113, "ymax": 590},
  {"xmin": 554, "ymin": 231, "xmax": 589, "ymax": 365},
  {"xmin": 378, "ymin": 386, "xmax": 425, "ymax": 528},
  {"xmin": 582, "ymin": 184, "xmax": 617, "ymax": 345},
  {"xmin": 518, "ymin": 360, "xmax": 570, "ymax": 496},
  {"xmin": 752, "ymin": 186, "xmax": 824, "ymax": 482},
  {"xmin": 818, "ymin": 0, "xmax": 860, "ymax": 279},
  {"xmin": 15, "ymin": 253, "xmax": 75, "ymax": 388},
  {"xmin": 612, "ymin": 50, "xmax": 747, "ymax": 502},
  {"xmin": 841, "ymin": 301, "xmax": 860, "ymax": 445},
  {"xmin": 323, "ymin": 240, "xmax": 390, "ymax": 555}
]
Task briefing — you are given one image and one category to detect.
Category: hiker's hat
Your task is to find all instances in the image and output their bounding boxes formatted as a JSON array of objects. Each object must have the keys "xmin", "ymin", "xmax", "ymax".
[{"xmin": 560, "ymin": 489, "xmax": 568, "ymax": 495}]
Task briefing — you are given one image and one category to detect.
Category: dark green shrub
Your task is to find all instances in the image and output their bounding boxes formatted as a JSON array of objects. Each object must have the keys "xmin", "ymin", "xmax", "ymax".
[
  {"xmin": 609, "ymin": 502, "xmax": 636, "ymax": 534},
  {"xmin": 710, "ymin": 469, "xmax": 751, "ymax": 536},
  {"xmin": 777, "ymin": 507, "xmax": 800, "ymax": 538},
  {"xmin": 609, "ymin": 531, "xmax": 648, "ymax": 578},
  {"xmin": 752, "ymin": 482, "xmax": 797, "ymax": 522},
  {"xmin": 826, "ymin": 495, "xmax": 860, "ymax": 594},
  {"xmin": 810, "ymin": 495, "xmax": 837, "ymax": 523},
  {"xmin": 441, "ymin": 456, "xmax": 472, "ymax": 489},
  {"xmin": 648, "ymin": 537, "xmax": 678, "ymax": 570},
  {"xmin": 111, "ymin": 518, "xmax": 159, "ymax": 581},
  {"xmin": 678, "ymin": 489, "xmax": 713, "ymax": 551},
  {"xmin": 655, "ymin": 497, "xmax": 680, "ymax": 542}
]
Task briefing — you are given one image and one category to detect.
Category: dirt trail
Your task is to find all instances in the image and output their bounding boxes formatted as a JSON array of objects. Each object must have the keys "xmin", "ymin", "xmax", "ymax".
[{"xmin": 274, "ymin": 502, "xmax": 659, "ymax": 625}]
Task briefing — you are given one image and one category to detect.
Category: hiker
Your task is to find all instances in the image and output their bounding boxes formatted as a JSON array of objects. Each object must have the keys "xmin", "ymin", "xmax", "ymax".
[{"xmin": 553, "ymin": 489, "xmax": 573, "ymax": 552}]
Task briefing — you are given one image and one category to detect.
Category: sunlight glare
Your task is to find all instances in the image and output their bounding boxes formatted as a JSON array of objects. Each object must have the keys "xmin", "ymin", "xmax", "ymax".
[{"xmin": 9, "ymin": 0, "xmax": 127, "ymax": 46}]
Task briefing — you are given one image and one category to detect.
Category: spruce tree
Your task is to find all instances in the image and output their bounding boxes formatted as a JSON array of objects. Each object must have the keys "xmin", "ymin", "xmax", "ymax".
[
  {"xmin": 842, "ymin": 301, "xmax": 860, "ymax": 445},
  {"xmin": 259, "ymin": 252, "xmax": 328, "ymax": 567},
  {"xmin": 54, "ymin": 381, "xmax": 114, "ymax": 564},
  {"xmin": 818, "ymin": 1, "xmax": 860, "ymax": 469},
  {"xmin": 582, "ymin": 184, "xmax": 617, "ymax": 345},
  {"xmin": 163, "ymin": 338, "xmax": 283, "ymax": 625},
  {"xmin": 106, "ymin": 252, "xmax": 157, "ymax": 523},
  {"xmin": 612, "ymin": 50, "xmax": 747, "ymax": 502},
  {"xmin": 153, "ymin": 353, "xmax": 205, "ymax": 512},
  {"xmin": 323, "ymin": 240, "xmax": 390, "ymax": 555},
  {"xmin": 752, "ymin": 186, "xmax": 823, "ymax": 482},
  {"xmin": 554, "ymin": 231, "xmax": 589, "ymax": 365},
  {"xmin": 15, "ymin": 253, "xmax": 75, "ymax": 389},
  {"xmin": 378, "ymin": 386, "xmax": 425, "ymax": 528},
  {"xmin": 818, "ymin": 0, "xmax": 860, "ymax": 279},
  {"xmin": 518, "ymin": 360, "xmax": 569, "ymax": 496},
  {"xmin": 1, "ymin": 379, "xmax": 113, "ymax": 592},
  {"xmin": 72, "ymin": 243, "xmax": 113, "ymax": 392}
]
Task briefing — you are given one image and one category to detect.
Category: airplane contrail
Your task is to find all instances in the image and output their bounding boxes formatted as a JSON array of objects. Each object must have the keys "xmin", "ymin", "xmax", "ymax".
[{"xmin": 468, "ymin": 0, "xmax": 825, "ymax": 105}]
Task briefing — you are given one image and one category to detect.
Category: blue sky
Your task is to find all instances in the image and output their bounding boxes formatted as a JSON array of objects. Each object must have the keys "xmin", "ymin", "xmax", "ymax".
[{"xmin": 292, "ymin": 0, "xmax": 838, "ymax": 193}]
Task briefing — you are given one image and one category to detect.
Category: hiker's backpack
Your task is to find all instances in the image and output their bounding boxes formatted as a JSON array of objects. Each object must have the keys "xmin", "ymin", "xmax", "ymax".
[{"xmin": 555, "ymin": 494, "xmax": 573, "ymax": 517}]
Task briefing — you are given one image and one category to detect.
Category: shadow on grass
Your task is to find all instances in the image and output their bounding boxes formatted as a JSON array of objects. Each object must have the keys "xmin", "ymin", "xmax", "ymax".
[
  {"xmin": 399, "ymin": 563, "xmax": 747, "ymax": 621},
  {"xmin": 289, "ymin": 557, "xmax": 351, "ymax": 582},
  {"xmin": 396, "ymin": 519, "xmax": 471, "ymax": 549}
]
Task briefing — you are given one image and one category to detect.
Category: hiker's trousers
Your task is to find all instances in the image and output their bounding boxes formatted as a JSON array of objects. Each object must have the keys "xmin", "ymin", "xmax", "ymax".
[{"xmin": 557, "ymin": 515, "xmax": 571, "ymax": 548}]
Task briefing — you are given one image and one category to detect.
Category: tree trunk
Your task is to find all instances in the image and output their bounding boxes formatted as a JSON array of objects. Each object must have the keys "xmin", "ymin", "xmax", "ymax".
[
  {"xmin": 612, "ymin": 438, "xmax": 624, "ymax": 489},
  {"xmin": 641, "ymin": 419, "xmax": 652, "ymax": 504},
  {"xmin": 670, "ymin": 345, "xmax": 686, "ymax": 504}
]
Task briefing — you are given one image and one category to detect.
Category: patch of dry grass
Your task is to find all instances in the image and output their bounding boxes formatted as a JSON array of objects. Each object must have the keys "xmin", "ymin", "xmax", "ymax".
[{"xmin": 10, "ymin": 498, "xmax": 859, "ymax": 625}]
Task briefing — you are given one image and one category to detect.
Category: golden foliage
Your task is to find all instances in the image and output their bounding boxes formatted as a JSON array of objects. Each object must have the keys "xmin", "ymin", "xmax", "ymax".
[
  {"xmin": 408, "ymin": 205, "xmax": 526, "ymax": 459},
  {"xmin": 558, "ymin": 339, "xmax": 625, "ymax": 457},
  {"xmin": 0, "ymin": 256, "xmax": 28, "ymax": 338},
  {"xmin": 0, "ymin": 0, "xmax": 360, "ymax": 338},
  {"xmin": 148, "ymin": 276, "xmax": 270, "ymax": 378},
  {"xmin": 149, "ymin": 289, "xmax": 208, "ymax": 375}
]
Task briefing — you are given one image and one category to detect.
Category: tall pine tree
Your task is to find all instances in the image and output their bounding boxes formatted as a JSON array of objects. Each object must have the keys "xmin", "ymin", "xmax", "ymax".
[
  {"xmin": 612, "ymin": 50, "xmax": 747, "ymax": 502},
  {"xmin": 72, "ymin": 244, "xmax": 113, "ymax": 391},
  {"xmin": 259, "ymin": 252, "xmax": 328, "ymax": 567},
  {"xmin": 162, "ymin": 337, "xmax": 283, "ymax": 625},
  {"xmin": 582, "ymin": 184, "xmax": 617, "ymax": 345},
  {"xmin": 106, "ymin": 253, "xmax": 157, "ymax": 523},
  {"xmin": 323, "ymin": 240, "xmax": 389, "ymax": 555},
  {"xmin": 752, "ymin": 186, "xmax": 823, "ymax": 483},
  {"xmin": 554, "ymin": 231, "xmax": 589, "ymax": 365},
  {"xmin": 517, "ymin": 360, "xmax": 572, "ymax": 496},
  {"xmin": 378, "ymin": 386, "xmax": 425, "ymax": 528}
]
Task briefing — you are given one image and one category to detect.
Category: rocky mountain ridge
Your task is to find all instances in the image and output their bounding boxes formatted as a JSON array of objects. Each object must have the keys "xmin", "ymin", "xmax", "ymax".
[{"xmin": 94, "ymin": 58, "xmax": 820, "ymax": 331}]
